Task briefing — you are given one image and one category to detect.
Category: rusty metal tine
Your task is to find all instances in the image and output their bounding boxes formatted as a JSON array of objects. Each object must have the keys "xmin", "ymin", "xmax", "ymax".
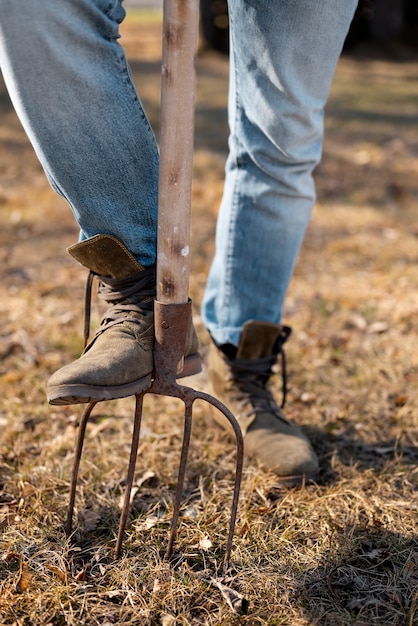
[
  {"xmin": 165, "ymin": 397, "xmax": 193, "ymax": 561},
  {"xmin": 223, "ymin": 423, "xmax": 243, "ymax": 573},
  {"xmin": 66, "ymin": 401, "xmax": 97, "ymax": 536},
  {"xmin": 115, "ymin": 392, "xmax": 145, "ymax": 558},
  {"xmin": 187, "ymin": 390, "xmax": 244, "ymax": 573}
]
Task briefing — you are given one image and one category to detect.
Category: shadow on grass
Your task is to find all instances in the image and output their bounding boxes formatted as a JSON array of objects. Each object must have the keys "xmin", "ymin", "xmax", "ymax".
[
  {"xmin": 304, "ymin": 424, "xmax": 418, "ymax": 486},
  {"xmin": 294, "ymin": 526, "xmax": 417, "ymax": 626}
]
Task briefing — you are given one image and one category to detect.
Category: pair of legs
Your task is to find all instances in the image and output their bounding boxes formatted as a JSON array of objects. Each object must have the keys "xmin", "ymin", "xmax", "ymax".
[
  {"xmin": 0, "ymin": 0, "xmax": 357, "ymax": 346},
  {"xmin": 0, "ymin": 0, "xmax": 357, "ymax": 483}
]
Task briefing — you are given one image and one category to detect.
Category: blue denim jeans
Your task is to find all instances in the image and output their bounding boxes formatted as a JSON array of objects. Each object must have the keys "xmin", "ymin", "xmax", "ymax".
[
  {"xmin": 0, "ymin": 0, "xmax": 357, "ymax": 346},
  {"xmin": 0, "ymin": 0, "xmax": 159, "ymax": 267},
  {"xmin": 203, "ymin": 0, "xmax": 358, "ymax": 346}
]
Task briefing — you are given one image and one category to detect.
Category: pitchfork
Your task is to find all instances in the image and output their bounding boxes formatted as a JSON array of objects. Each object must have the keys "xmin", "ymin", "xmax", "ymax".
[{"xmin": 65, "ymin": 0, "xmax": 244, "ymax": 573}]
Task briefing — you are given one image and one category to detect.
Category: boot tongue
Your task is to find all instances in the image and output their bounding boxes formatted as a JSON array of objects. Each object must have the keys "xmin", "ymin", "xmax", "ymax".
[
  {"xmin": 68, "ymin": 234, "xmax": 144, "ymax": 278},
  {"xmin": 236, "ymin": 321, "xmax": 283, "ymax": 360}
]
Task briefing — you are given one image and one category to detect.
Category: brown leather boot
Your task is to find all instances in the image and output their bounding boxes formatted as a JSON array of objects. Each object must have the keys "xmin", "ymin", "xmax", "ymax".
[
  {"xmin": 207, "ymin": 320, "xmax": 318, "ymax": 486},
  {"xmin": 47, "ymin": 234, "xmax": 200, "ymax": 405}
]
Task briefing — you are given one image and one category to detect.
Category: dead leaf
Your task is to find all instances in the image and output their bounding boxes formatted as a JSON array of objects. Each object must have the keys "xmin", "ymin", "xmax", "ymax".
[
  {"xmin": 240, "ymin": 522, "xmax": 251, "ymax": 538},
  {"xmin": 254, "ymin": 506, "xmax": 274, "ymax": 515},
  {"xmin": 4, "ymin": 551, "xmax": 20, "ymax": 563},
  {"xmin": 21, "ymin": 484, "xmax": 37, "ymax": 498},
  {"xmin": 210, "ymin": 578, "xmax": 249, "ymax": 615},
  {"xmin": 347, "ymin": 596, "xmax": 383, "ymax": 612},
  {"xmin": 138, "ymin": 514, "xmax": 161, "ymax": 530},
  {"xmin": 98, "ymin": 563, "xmax": 107, "ymax": 576},
  {"xmin": 403, "ymin": 559, "xmax": 415, "ymax": 579},
  {"xmin": 0, "ymin": 492, "xmax": 17, "ymax": 504},
  {"xmin": 118, "ymin": 486, "xmax": 138, "ymax": 509},
  {"xmin": 182, "ymin": 504, "xmax": 198, "ymax": 519},
  {"xmin": 45, "ymin": 564, "xmax": 68, "ymax": 583},
  {"xmin": 106, "ymin": 590, "xmax": 125, "ymax": 600},
  {"xmin": 15, "ymin": 561, "xmax": 30, "ymax": 593},
  {"xmin": 368, "ymin": 321, "xmax": 389, "ymax": 334},
  {"xmin": 394, "ymin": 395, "xmax": 408, "ymax": 407},
  {"xmin": 347, "ymin": 596, "xmax": 369, "ymax": 611},
  {"xmin": 300, "ymin": 391, "xmax": 316, "ymax": 404},
  {"xmin": 363, "ymin": 548, "xmax": 384, "ymax": 560},
  {"xmin": 203, "ymin": 512, "xmax": 221, "ymax": 526},
  {"xmin": 135, "ymin": 470, "xmax": 158, "ymax": 488},
  {"xmin": 79, "ymin": 508, "xmax": 101, "ymax": 532},
  {"xmin": 344, "ymin": 314, "xmax": 367, "ymax": 331},
  {"xmin": 1, "ymin": 372, "xmax": 22, "ymax": 383},
  {"xmin": 161, "ymin": 614, "xmax": 176, "ymax": 626},
  {"xmin": 385, "ymin": 589, "xmax": 404, "ymax": 607},
  {"xmin": 74, "ymin": 563, "xmax": 88, "ymax": 582},
  {"xmin": 0, "ymin": 505, "xmax": 15, "ymax": 529},
  {"xmin": 199, "ymin": 536, "xmax": 213, "ymax": 551}
]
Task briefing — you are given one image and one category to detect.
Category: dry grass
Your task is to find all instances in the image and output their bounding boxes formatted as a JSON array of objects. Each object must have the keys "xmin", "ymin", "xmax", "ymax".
[{"xmin": 1, "ymin": 11, "xmax": 417, "ymax": 625}]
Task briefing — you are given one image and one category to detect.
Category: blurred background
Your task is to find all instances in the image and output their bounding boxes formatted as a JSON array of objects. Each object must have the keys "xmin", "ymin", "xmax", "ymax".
[{"xmin": 126, "ymin": 0, "xmax": 418, "ymax": 57}]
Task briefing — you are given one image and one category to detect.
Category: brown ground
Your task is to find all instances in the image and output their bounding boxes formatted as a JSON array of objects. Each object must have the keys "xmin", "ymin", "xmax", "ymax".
[{"xmin": 0, "ymin": 11, "xmax": 417, "ymax": 626}]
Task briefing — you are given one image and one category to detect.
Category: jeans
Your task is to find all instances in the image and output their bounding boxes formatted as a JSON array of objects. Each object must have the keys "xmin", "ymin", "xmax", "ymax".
[
  {"xmin": 203, "ymin": 0, "xmax": 358, "ymax": 346},
  {"xmin": 0, "ymin": 0, "xmax": 357, "ymax": 346},
  {"xmin": 0, "ymin": 0, "xmax": 159, "ymax": 267}
]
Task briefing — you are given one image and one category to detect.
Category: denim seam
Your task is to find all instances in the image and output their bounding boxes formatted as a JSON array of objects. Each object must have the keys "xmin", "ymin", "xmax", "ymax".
[
  {"xmin": 219, "ymin": 8, "xmax": 241, "ymax": 331},
  {"xmin": 114, "ymin": 43, "xmax": 157, "ymax": 147},
  {"xmin": 99, "ymin": 0, "xmax": 155, "ymax": 146}
]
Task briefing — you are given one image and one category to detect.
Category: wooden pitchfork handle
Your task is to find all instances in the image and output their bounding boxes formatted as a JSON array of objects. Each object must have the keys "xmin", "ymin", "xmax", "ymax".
[{"xmin": 156, "ymin": 0, "xmax": 198, "ymax": 304}]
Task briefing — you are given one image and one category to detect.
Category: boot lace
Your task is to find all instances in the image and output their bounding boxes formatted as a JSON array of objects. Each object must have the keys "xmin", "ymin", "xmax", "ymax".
[
  {"xmin": 83, "ymin": 267, "xmax": 156, "ymax": 346},
  {"xmin": 227, "ymin": 333, "xmax": 290, "ymax": 422}
]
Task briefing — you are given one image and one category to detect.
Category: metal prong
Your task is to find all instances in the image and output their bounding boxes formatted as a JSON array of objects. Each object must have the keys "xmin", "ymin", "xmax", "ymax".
[
  {"xmin": 186, "ymin": 390, "xmax": 244, "ymax": 573},
  {"xmin": 165, "ymin": 397, "xmax": 193, "ymax": 560},
  {"xmin": 66, "ymin": 401, "xmax": 97, "ymax": 536},
  {"xmin": 115, "ymin": 392, "xmax": 144, "ymax": 558}
]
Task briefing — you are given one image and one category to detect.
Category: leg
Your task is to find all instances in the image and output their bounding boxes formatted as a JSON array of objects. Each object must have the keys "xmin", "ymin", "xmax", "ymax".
[
  {"xmin": 203, "ymin": 0, "xmax": 358, "ymax": 483},
  {"xmin": 0, "ymin": 1, "xmax": 201, "ymax": 404},
  {"xmin": 202, "ymin": 0, "xmax": 358, "ymax": 346},
  {"xmin": 0, "ymin": 0, "xmax": 158, "ymax": 266}
]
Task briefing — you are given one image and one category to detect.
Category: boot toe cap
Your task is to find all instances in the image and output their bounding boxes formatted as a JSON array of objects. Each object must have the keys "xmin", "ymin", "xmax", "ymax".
[{"xmin": 245, "ymin": 427, "xmax": 319, "ymax": 486}]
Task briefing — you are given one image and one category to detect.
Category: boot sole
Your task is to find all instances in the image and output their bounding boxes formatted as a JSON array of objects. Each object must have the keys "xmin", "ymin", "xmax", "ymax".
[{"xmin": 47, "ymin": 353, "xmax": 202, "ymax": 405}]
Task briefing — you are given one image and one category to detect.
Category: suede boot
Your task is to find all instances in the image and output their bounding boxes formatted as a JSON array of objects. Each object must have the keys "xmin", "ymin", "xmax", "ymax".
[
  {"xmin": 207, "ymin": 320, "xmax": 318, "ymax": 486},
  {"xmin": 47, "ymin": 234, "xmax": 200, "ymax": 405}
]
